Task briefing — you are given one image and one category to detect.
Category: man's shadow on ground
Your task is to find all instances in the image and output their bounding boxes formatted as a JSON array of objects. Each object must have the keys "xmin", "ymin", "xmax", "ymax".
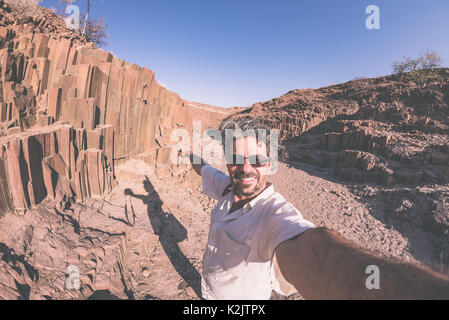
[{"xmin": 124, "ymin": 176, "xmax": 202, "ymax": 298}]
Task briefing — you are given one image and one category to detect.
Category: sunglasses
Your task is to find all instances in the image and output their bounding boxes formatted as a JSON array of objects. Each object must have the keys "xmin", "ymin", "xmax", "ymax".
[{"xmin": 227, "ymin": 154, "xmax": 270, "ymax": 167}]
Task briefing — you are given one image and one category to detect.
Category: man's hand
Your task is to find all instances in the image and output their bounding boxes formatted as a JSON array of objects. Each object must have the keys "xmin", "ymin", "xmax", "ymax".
[
  {"xmin": 275, "ymin": 227, "xmax": 449, "ymax": 299},
  {"xmin": 183, "ymin": 149, "xmax": 208, "ymax": 176}
]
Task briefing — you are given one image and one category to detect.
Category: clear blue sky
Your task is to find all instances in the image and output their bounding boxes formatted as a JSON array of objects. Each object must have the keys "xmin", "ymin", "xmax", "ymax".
[{"xmin": 41, "ymin": 0, "xmax": 449, "ymax": 107}]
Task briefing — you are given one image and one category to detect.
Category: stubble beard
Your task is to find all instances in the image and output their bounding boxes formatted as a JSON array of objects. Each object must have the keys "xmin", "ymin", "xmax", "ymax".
[{"xmin": 231, "ymin": 170, "xmax": 267, "ymax": 198}]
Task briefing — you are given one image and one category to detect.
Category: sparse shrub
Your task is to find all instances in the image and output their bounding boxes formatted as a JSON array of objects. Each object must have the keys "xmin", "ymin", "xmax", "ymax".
[
  {"xmin": 4, "ymin": 0, "xmax": 42, "ymax": 20},
  {"xmin": 392, "ymin": 50, "xmax": 444, "ymax": 86},
  {"xmin": 80, "ymin": 14, "xmax": 107, "ymax": 47},
  {"xmin": 58, "ymin": 0, "xmax": 107, "ymax": 47}
]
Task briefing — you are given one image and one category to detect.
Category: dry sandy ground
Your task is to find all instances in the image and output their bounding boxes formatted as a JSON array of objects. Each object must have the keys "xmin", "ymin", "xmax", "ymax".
[{"xmin": 269, "ymin": 162, "xmax": 430, "ymax": 266}]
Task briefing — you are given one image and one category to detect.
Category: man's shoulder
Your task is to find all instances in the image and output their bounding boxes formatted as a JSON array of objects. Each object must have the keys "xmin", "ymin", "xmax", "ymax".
[
  {"xmin": 265, "ymin": 189, "xmax": 296, "ymax": 209},
  {"xmin": 259, "ymin": 190, "xmax": 302, "ymax": 217}
]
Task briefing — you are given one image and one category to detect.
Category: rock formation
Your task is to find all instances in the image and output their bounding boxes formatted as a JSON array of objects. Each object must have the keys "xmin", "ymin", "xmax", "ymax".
[
  {"xmin": 228, "ymin": 69, "xmax": 449, "ymax": 187},
  {"xmin": 0, "ymin": 1, "xmax": 229, "ymax": 216}
]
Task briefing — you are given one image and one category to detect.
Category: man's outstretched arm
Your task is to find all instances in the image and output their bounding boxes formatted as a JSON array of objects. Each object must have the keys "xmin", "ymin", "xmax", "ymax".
[
  {"xmin": 184, "ymin": 150, "xmax": 208, "ymax": 176},
  {"xmin": 275, "ymin": 227, "xmax": 449, "ymax": 299}
]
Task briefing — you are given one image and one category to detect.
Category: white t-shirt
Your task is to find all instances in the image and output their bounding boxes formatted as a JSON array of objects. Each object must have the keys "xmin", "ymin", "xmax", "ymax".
[{"xmin": 200, "ymin": 165, "xmax": 315, "ymax": 300}]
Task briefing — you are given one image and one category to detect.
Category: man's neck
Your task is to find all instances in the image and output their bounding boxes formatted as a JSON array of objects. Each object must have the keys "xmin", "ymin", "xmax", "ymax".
[{"xmin": 229, "ymin": 183, "xmax": 270, "ymax": 214}]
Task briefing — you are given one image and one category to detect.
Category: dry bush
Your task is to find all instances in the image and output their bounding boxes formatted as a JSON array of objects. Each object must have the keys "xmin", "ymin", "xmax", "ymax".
[
  {"xmin": 57, "ymin": 1, "xmax": 108, "ymax": 48},
  {"xmin": 80, "ymin": 14, "xmax": 107, "ymax": 47},
  {"xmin": 4, "ymin": 0, "xmax": 42, "ymax": 20},
  {"xmin": 392, "ymin": 51, "xmax": 444, "ymax": 86}
]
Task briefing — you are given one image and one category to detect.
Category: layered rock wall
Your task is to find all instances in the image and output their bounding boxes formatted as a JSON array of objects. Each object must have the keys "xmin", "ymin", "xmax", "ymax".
[{"xmin": 0, "ymin": 14, "xmax": 192, "ymax": 214}]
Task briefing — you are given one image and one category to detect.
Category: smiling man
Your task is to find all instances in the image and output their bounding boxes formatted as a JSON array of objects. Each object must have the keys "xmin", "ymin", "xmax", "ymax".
[
  {"xmin": 188, "ymin": 116, "xmax": 314, "ymax": 300},
  {"xmin": 187, "ymin": 116, "xmax": 449, "ymax": 300}
]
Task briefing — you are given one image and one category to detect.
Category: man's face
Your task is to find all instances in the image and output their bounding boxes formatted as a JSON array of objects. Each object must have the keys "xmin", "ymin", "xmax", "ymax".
[{"xmin": 226, "ymin": 136, "xmax": 271, "ymax": 199}]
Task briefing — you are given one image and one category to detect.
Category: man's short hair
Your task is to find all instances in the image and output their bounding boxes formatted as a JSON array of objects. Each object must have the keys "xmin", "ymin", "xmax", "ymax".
[{"xmin": 218, "ymin": 116, "xmax": 272, "ymax": 157}]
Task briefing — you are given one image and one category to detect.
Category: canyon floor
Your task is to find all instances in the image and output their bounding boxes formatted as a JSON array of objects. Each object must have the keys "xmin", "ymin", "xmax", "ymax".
[
  {"xmin": 111, "ymin": 157, "xmax": 447, "ymax": 300},
  {"xmin": 0, "ymin": 156, "xmax": 447, "ymax": 299}
]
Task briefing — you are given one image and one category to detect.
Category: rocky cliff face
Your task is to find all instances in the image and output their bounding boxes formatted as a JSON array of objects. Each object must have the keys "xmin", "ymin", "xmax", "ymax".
[{"xmin": 0, "ymin": 2, "xmax": 221, "ymax": 216}]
